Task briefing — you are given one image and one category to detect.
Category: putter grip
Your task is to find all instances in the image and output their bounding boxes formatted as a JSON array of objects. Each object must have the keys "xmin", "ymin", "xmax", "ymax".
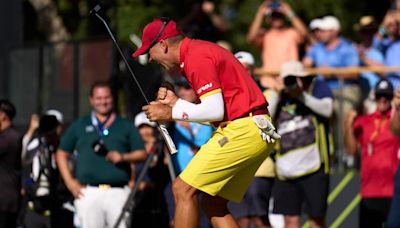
[{"xmin": 159, "ymin": 125, "xmax": 178, "ymax": 154}]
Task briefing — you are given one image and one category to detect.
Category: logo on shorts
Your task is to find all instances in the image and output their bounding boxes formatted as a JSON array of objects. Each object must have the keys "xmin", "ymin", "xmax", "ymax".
[{"xmin": 197, "ymin": 82, "xmax": 213, "ymax": 94}]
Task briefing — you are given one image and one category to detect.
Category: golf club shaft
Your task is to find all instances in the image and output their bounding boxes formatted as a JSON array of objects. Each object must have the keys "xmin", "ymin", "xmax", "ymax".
[{"xmin": 92, "ymin": 10, "xmax": 177, "ymax": 154}]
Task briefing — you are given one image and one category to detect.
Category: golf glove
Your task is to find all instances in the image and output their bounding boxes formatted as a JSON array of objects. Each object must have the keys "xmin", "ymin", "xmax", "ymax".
[{"xmin": 252, "ymin": 115, "xmax": 281, "ymax": 143}]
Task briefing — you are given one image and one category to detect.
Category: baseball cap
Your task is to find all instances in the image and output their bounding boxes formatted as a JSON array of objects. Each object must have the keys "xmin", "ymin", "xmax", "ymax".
[
  {"xmin": 374, "ymin": 79, "xmax": 394, "ymax": 97},
  {"xmin": 46, "ymin": 109, "xmax": 63, "ymax": 123},
  {"xmin": 132, "ymin": 18, "xmax": 182, "ymax": 58},
  {"xmin": 280, "ymin": 61, "xmax": 310, "ymax": 78},
  {"xmin": 234, "ymin": 51, "xmax": 255, "ymax": 66},
  {"xmin": 318, "ymin": 16, "xmax": 341, "ymax": 31},
  {"xmin": 354, "ymin": 15, "xmax": 377, "ymax": 32},
  {"xmin": 134, "ymin": 111, "xmax": 156, "ymax": 128},
  {"xmin": 309, "ymin": 18, "xmax": 323, "ymax": 30}
]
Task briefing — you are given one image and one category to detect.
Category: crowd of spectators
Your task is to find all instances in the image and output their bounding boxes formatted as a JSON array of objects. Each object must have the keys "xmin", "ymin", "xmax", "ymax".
[{"xmin": 2, "ymin": 0, "xmax": 400, "ymax": 227}]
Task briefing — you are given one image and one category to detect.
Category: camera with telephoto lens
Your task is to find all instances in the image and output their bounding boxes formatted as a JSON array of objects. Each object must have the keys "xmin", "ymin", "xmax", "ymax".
[
  {"xmin": 92, "ymin": 139, "xmax": 108, "ymax": 156},
  {"xmin": 284, "ymin": 76, "xmax": 298, "ymax": 88}
]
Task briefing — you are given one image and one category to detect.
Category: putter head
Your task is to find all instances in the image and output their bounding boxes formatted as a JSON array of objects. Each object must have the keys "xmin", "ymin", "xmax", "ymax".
[{"xmin": 89, "ymin": 4, "xmax": 102, "ymax": 15}]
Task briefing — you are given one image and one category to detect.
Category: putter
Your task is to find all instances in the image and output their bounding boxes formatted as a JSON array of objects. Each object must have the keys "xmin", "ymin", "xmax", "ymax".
[{"xmin": 89, "ymin": 4, "xmax": 177, "ymax": 154}]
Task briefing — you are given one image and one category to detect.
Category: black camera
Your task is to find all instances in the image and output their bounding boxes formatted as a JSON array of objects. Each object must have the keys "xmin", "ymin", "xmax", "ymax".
[
  {"xmin": 92, "ymin": 139, "xmax": 108, "ymax": 156},
  {"xmin": 284, "ymin": 76, "xmax": 298, "ymax": 88}
]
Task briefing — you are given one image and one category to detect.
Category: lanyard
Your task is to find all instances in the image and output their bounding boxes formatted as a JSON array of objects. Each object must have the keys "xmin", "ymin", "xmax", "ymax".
[
  {"xmin": 90, "ymin": 111, "xmax": 116, "ymax": 137},
  {"xmin": 369, "ymin": 117, "xmax": 388, "ymax": 143}
]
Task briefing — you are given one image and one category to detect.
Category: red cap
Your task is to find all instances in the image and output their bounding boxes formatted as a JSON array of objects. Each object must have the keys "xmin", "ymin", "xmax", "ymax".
[{"xmin": 132, "ymin": 18, "xmax": 181, "ymax": 58}]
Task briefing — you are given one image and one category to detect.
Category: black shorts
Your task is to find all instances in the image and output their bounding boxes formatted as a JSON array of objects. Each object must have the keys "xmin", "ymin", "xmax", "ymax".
[
  {"xmin": 359, "ymin": 198, "xmax": 391, "ymax": 228},
  {"xmin": 272, "ymin": 168, "xmax": 329, "ymax": 217},
  {"xmin": 228, "ymin": 177, "xmax": 274, "ymax": 218}
]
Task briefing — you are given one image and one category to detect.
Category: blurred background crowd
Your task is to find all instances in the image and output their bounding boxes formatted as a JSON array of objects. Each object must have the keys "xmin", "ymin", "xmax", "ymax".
[{"xmin": 1, "ymin": 0, "xmax": 400, "ymax": 227}]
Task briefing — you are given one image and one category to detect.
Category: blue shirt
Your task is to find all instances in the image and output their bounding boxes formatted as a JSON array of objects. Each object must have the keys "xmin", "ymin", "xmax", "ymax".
[
  {"xmin": 361, "ymin": 48, "xmax": 384, "ymax": 90},
  {"xmin": 305, "ymin": 37, "xmax": 360, "ymax": 90},
  {"xmin": 172, "ymin": 123, "xmax": 213, "ymax": 174},
  {"xmin": 385, "ymin": 40, "xmax": 400, "ymax": 89},
  {"xmin": 372, "ymin": 36, "xmax": 394, "ymax": 56}
]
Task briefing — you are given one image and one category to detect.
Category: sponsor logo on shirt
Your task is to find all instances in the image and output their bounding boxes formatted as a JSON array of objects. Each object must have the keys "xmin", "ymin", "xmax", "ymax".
[
  {"xmin": 85, "ymin": 125, "xmax": 94, "ymax": 133},
  {"xmin": 197, "ymin": 82, "xmax": 213, "ymax": 94}
]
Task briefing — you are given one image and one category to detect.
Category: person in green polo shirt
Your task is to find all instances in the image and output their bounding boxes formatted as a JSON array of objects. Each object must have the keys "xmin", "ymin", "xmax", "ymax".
[{"xmin": 56, "ymin": 81, "xmax": 147, "ymax": 228}]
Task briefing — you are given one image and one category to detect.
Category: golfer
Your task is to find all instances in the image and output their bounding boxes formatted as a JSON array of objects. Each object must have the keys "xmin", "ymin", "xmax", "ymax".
[{"xmin": 134, "ymin": 18, "xmax": 279, "ymax": 228}]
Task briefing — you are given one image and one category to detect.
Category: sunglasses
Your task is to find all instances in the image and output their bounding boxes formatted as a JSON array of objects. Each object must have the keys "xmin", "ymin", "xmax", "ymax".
[
  {"xmin": 375, "ymin": 94, "xmax": 393, "ymax": 100},
  {"xmin": 149, "ymin": 17, "xmax": 171, "ymax": 48}
]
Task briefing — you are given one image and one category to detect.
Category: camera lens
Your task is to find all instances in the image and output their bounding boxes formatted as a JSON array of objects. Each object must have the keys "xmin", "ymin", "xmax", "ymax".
[{"xmin": 284, "ymin": 76, "xmax": 297, "ymax": 87}]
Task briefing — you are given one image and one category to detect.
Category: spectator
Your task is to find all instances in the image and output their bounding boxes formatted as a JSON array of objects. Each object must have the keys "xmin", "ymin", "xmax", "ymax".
[
  {"xmin": 56, "ymin": 81, "xmax": 147, "ymax": 228},
  {"xmin": 271, "ymin": 61, "xmax": 333, "ymax": 228},
  {"xmin": 164, "ymin": 78, "xmax": 214, "ymax": 228},
  {"xmin": 356, "ymin": 16, "xmax": 385, "ymax": 93},
  {"xmin": 384, "ymin": 39, "xmax": 400, "ymax": 88},
  {"xmin": 247, "ymin": 0, "xmax": 308, "ymax": 91},
  {"xmin": 228, "ymin": 52, "xmax": 276, "ymax": 228},
  {"xmin": 22, "ymin": 111, "xmax": 73, "ymax": 228},
  {"xmin": 344, "ymin": 79, "xmax": 399, "ymax": 227},
  {"xmin": 388, "ymin": 88, "xmax": 400, "ymax": 228},
  {"xmin": 0, "ymin": 99, "xmax": 22, "ymax": 228},
  {"xmin": 373, "ymin": 10, "xmax": 399, "ymax": 55},
  {"xmin": 354, "ymin": 16, "xmax": 385, "ymax": 113},
  {"xmin": 303, "ymin": 16, "xmax": 361, "ymax": 115},
  {"xmin": 303, "ymin": 16, "xmax": 360, "ymax": 163}
]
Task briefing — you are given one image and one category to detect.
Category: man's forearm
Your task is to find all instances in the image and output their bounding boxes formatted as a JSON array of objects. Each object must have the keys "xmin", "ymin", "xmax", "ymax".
[
  {"xmin": 391, "ymin": 109, "xmax": 400, "ymax": 136},
  {"xmin": 122, "ymin": 150, "xmax": 148, "ymax": 163},
  {"xmin": 344, "ymin": 127, "xmax": 358, "ymax": 155},
  {"xmin": 56, "ymin": 149, "xmax": 74, "ymax": 183}
]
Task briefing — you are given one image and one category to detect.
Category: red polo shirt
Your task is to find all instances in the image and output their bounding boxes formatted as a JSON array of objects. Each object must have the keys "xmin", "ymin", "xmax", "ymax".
[
  {"xmin": 179, "ymin": 37, "xmax": 267, "ymax": 125},
  {"xmin": 353, "ymin": 109, "xmax": 400, "ymax": 198}
]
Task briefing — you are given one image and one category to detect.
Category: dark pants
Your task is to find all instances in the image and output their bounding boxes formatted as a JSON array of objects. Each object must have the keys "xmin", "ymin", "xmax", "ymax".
[
  {"xmin": 24, "ymin": 210, "xmax": 50, "ymax": 228},
  {"xmin": 359, "ymin": 198, "xmax": 391, "ymax": 228},
  {"xmin": 0, "ymin": 211, "xmax": 17, "ymax": 228},
  {"xmin": 387, "ymin": 165, "xmax": 400, "ymax": 228}
]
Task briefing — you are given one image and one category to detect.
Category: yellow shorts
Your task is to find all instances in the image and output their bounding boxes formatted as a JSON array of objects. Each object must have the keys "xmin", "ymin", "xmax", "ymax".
[{"xmin": 179, "ymin": 115, "xmax": 274, "ymax": 203}]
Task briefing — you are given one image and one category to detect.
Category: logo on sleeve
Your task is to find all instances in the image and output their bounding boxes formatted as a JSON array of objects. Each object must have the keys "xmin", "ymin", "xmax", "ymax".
[
  {"xmin": 197, "ymin": 82, "xmax": 213, "ymax": 94},
  {"xmin": 182, "ymin": 112, "xmax": 189, "ymax": 120}
]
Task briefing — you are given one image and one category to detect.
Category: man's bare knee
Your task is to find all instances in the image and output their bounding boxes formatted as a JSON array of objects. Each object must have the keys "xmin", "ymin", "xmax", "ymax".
[{"xmin": 172, "ymin": 177, "xmax": 198, "ymax": 203}]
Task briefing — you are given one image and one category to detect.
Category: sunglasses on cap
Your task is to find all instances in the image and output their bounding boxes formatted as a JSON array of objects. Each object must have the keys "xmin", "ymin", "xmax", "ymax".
[{"xmin": 149, "ymin": 17, "xmax": 171, "ymax": 48}]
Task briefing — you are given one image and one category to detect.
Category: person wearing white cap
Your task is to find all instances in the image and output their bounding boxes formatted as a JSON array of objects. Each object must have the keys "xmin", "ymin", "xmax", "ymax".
[
  {"xmin": 270, "ymin": 61, "xmax": 333, "ymax": 228},
  {"xmin": 303, "ymin": 15, "xmax": 361, "ymax": 158},
  {"xmin": 234, "ymin": 51, "xmax": 255, "ymax": 75}
]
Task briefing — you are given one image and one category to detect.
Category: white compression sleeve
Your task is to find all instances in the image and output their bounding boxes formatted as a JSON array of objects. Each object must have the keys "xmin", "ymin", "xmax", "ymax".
[
  {"xmin": 302, "ymin": 92, "xmax": 333, "ymax": 118},
  {"xmin": 172, "ymin": 92, "xmax": 224, "ymax": 122}
]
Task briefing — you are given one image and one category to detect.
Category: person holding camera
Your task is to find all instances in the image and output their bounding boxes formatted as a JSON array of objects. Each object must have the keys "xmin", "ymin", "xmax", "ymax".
[
  {"xmin": 344, "ymin": 79, "xmax": 400, "ymax": 227},
  {"xmin": 56, "ymin": 81, "xmax": 147, "ymax": 228},
  {"xmin": 247, "ymin": 0, "xmax": 308, "ymax": 91},
  {"xmin": 270, "ymin": 61, "xmax": 333, "ymax": 228},
  {"xmin": 21, "ymin": 111, "xmax": 74, "ymax": 228}
]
